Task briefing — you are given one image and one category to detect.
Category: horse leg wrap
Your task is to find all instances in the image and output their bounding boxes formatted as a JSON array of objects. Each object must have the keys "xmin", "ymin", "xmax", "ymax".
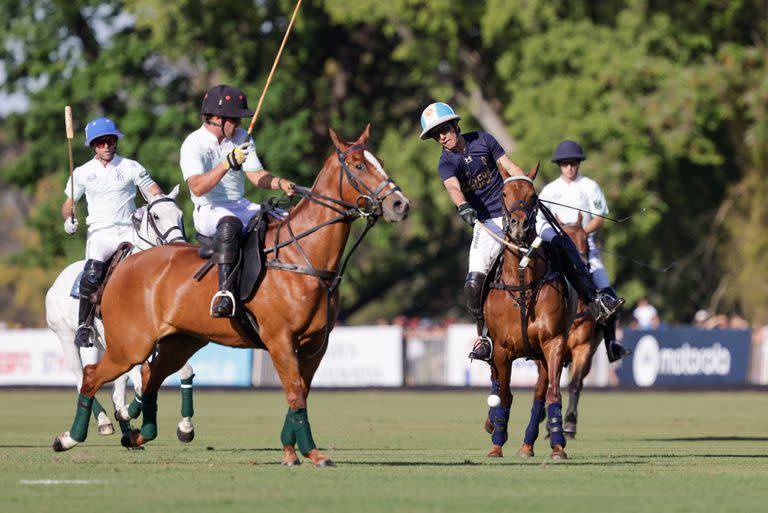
[
  {"xmin": 487, "ymin": 379, "xmax": 501, "ymax": 428},
  {"xmin": 524, "ymin": 399, "xmax": 546, "ymax": 446},
  {"xmin": 280, "ymin": 408, "xmax": 316, "ymax": 455},
  {"xmin": 70, "ymin": 394, "xmax": 94, "ymax": 442},
  {"xmin": 180, "ymin": 374, "xmax": 194, "ymax": 418},
  {"xmin": 127, "ymin": 395, "xmax": 142, "ymax": 419},
  {"xmin": 91, "ymin": 396, "xmax": 106, "ymax": 421},
  {"xmin": 547, "ymin": 402, "xmax": 566, "ymax": 448},
  {"xmin": 491, "ymin": 407, "xmax": 510, "ymax": 446},
  {"xmin": 139, "ymin": 393, "xmax": 158, "ymax": 441}
]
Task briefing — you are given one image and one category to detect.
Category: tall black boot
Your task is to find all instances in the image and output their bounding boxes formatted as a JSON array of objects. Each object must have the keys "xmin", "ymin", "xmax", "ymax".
[
  {"xmin": 74, "ymin": 259, "xmax": 105, "ymax": 348},
  {"xmin": 601, "ymin": 289, "xmax": 631, "ymax": 362},
  {"xmin": 464, "ymin": 272, "xmax": 492, "ymax": 361},
  {"xmin": 211, "ymin": 263, "xmax": 235, "ymax": 317},
  {"xmin": 550, "ymin": 234, "xmax": 625, "ymax": 323}
]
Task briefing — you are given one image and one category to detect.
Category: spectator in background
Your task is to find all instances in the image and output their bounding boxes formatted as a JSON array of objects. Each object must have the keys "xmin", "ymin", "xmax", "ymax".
[
  {"xmin": 694, "ymin": 309, "xmax": 711, "ymax": 328},
  {"xmin": 729, "ymin": 313, "xmax": 750, "ymax": 330},
  {"xmin": 633, "ymin": 298, "xmax": 660, "ymax": 329}
]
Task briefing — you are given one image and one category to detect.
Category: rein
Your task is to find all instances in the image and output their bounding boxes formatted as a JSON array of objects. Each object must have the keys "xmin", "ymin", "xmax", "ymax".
[
  {"xmin": 264, "ymin": 144, "xmax": 401, "ymax": 360},
  {"xmin": 133, "ymin": 197, "xmax": 186, "ymax": 248}
]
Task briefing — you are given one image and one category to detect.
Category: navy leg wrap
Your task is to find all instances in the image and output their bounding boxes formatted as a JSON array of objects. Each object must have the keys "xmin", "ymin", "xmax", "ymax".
[
  {"xmin": 491, "ymin": 407, "xmax": 510, "ymax": 446},
  {"xmin": 547, "ymin": 402, "xmax": 566, "ymax": 448},
  {"xmin": 487, "ymin": 379, "xmax": 500, "ymax": 425},
  {"xmin": 524, "ymin": 399, "xmax": 546, "ymax": 445}
]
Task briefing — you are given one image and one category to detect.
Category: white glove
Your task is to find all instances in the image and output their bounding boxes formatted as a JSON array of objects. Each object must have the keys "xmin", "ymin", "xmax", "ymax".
[{"xmin": 64, "ymin": 217, "xmax": 78, "ymax": 235}]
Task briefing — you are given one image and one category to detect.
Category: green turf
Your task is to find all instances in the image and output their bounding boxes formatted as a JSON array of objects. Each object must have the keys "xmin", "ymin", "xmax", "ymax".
[{"xmin": 0, "ymin": 390, "xmax": 766, "ymax": 512}]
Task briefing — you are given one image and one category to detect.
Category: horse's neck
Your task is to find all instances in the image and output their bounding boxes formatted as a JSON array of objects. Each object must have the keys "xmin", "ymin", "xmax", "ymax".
[
  {"xmin": 500, "ymin": 249, "xmax": 545, "ymax": 285},
  {"xmin": 278, "ymin": 169, "xmax": 353, "ymax": 271},
  {"xmin": 130, "ymin": 221, "xmax": 152, "ymax": 253}
]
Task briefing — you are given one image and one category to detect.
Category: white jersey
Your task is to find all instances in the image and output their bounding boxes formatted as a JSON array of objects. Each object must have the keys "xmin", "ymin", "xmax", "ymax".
[
  {"xmin": 179, "ymin": 125, "xmax": 263, "ymax": 207},
  {"xmin": 536, "ymin": 174, "xmax": 608, "ymax": 238},
  {"xmin": 65, "ymin": 155, "xmax": 156, "ymax": 230}
]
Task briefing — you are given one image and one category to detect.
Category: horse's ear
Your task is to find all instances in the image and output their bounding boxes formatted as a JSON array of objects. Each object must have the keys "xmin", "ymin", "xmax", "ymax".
[
  {"xmin": 577, "ymin": 211, "xmax": 582, "ymax": 224},
  {"xmin": 499, "ymin": 164, "xmax": 510, "ymax": 180},
  {"xmin": 528, "ymin": 161, "xmax": 540, "ymax": 181},
  {"xmin": 329, "ymin": 127, "xmax": 347, "ymax": 150},
  {"xmin": 556, "ymin": 214, "xmax": 563, "ymax": 224},
  {"xmin": 139, "ymin": 186, "xmax": 153, "ymax": 203},
  {"xmin": 167, "ymin": 184, "xmax": 180, "ymax": 200},
  {"xmin": 356, "ymin": 123, "xmax": 371, "ymax": 145}
]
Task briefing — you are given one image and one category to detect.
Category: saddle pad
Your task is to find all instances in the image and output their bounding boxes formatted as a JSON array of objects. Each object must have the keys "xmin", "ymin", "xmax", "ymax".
[
  {"xmin": 239, "ymin": 212, "xmax": 268, "ymax": 302},
  {"xmin": 70, "ymin": 271, "xmax": 83, "ymax": 298}
]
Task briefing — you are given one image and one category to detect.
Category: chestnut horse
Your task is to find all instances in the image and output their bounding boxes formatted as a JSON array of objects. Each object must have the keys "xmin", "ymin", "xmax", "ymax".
[
  {"xmin": 558, "ymin": 216, "xmax": 601, "ymax": 439},
  {"xmin": 483, "ymin": 164, "xmax": 571, "ymax": 460},
  {"xmin": 53, "ymin": 126, "xmax": 410, "ymax": 466}
]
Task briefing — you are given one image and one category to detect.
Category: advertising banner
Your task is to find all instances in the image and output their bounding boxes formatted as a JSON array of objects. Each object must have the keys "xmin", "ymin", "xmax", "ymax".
[
  {"xmin": 0, "ymin": 330, "xmax": 76, "ymax": 386},
  {"xmin": 615, "ymin": 328, "xmax": 751, "ymax": 387},
  {"xmin": 162, "ymin": 344, "xmax": 253, "ymax": 387}
]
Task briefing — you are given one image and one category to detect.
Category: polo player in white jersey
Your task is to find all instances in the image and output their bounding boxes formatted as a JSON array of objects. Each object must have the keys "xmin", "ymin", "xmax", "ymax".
[
  {"xmin": 180, "ymin": 84, "xmax": 296, "ymax": 317},
  {"xmin": 62, "ymin": 117, "xmax": 164, "ymax": 348},
  {"xmin": 536, "ymin": 140, "xmax": 630, "ymax": 362}
]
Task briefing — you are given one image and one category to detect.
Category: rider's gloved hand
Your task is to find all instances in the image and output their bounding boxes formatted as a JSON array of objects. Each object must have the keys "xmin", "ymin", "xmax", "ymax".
[
  {"xmin": 224, "ymin": 143, "xmax": 249, "ymax": 170},
  {"xmin": 457, "ymin": 202, "xmax": 478, "ymax": 227},
  {"xmin": 64, "ymin": 216, "xmax": 78, "ymax": 235}
]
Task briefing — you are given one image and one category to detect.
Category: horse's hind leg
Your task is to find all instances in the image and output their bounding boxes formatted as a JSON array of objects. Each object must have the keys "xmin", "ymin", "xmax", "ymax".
[
  {"xmin": 517, "ymin": 361, "xmax": 547, "ymax": 458},
  {"xmin": 52, "ymin": 352, "xmax": 134, "ymax": 452},
  {"xmin": 176, "ymin": 362, "xmax": 196, "ymax": 443},
  {"xmin": 565, "ymin": 344, "xmax": 594, "ymax": 439},
  {"xmin": 131, "ymin": 335, "xmax": 206, "ymax": 447}
]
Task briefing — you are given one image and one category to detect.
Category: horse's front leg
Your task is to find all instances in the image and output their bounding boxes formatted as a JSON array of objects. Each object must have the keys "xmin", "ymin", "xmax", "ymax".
[
  {"xmin": 517, "ymin": 360, "xmax": 547, "ymax": 458},
  {"xmin": 544, "ymin": 335, "xmax": 568, "ymax": 460},
  {"xmin": 487, "ymin": 353, "xmax": 512, "ymax": 458},
  {"xmin": 565, "ymin": 342, "xmax": 594, "ymax": 439},
  {"xmin": 271, "ymin": 334, "xmax": 333, "ymax": 468}
]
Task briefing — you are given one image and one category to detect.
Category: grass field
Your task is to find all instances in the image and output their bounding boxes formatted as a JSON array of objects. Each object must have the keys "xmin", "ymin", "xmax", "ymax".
[{"xmin": 1, "ymin": 389, "xmax": 766, "ymax": 513}]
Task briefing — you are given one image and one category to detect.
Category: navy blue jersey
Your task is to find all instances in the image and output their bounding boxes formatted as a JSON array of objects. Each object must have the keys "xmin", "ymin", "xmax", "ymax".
[{"xmin": 438, "ymin": 131, "xmax": 505, "ymax": 221}]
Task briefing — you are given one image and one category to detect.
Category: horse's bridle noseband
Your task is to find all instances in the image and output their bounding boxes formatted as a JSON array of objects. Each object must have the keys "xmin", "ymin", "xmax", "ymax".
[
  {"xmin": 501, "ymin": 175, "xmax": 538, "ymax": 243},
  {"xmin": 133, "ymin": 196, "xmax": 186, "ymax": 247}
]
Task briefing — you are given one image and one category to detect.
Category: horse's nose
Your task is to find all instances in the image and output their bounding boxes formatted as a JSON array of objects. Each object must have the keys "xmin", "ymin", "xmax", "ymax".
[{"xmin": 392, "ymin": 198, "xmax": 410, "ymax": 219}]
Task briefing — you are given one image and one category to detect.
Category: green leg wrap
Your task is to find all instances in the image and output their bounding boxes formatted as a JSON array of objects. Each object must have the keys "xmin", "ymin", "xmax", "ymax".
[
  {"xmin": 180, "ymin": 374, "xmax": 194, "ymax": 418},
  {"xmin": 139, "ymin": 393, "xmax": 158, "ymax": 441},
  {"xmin": 91, "ymin": 396, "xmax": 106, "ymax": 421},
  {"xmin": 70, "ymin": 394, "xmax": 93, "ymax": 442},
  {"xmin": 280, "ymin": 408, "xmax": 316, "ymax": 455},
  {"xmin": 127, "ymin": 395, "xmax": 142, "ymax": 419}
]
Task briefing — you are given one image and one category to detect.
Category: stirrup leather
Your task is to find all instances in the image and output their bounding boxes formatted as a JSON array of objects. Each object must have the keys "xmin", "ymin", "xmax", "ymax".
[{"xmin": 210, "ymin": 290, "xmax": 236, "ymax": 317}]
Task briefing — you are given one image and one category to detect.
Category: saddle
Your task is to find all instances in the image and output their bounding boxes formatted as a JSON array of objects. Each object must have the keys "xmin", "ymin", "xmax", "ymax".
[{"xmin": 69, "ymin": 242, "xmax": 134, "ymax": 320}]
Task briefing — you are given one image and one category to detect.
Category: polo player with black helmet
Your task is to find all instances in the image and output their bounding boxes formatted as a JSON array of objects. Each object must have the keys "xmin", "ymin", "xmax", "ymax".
[
  {"xmin": 419, "ymin": 102, "xmax": 625, "ymax": 362},
  {"xmin": 62, "ymin": 117, "xmax": 164, "ymax": 348},
  {"xmin": 537, "ymin": 140, "xmax": 630, "ymax": 361},
  {"xmin": 180, "ymin": 84, "xmax": 296, "ymax": 318}
]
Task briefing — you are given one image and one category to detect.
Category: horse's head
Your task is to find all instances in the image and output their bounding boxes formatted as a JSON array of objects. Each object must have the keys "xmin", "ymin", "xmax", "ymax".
[
  {"xmin": 501, "ymin": 163, "xmax": 540, "ymax": 244},
  {"xmin": 559, "ymin": 212, "xmax": 589, "ymax": 263},
  {"xmin": 324, "ymin": 125, "xmax": 410, "ymax": 223},
  {"xmin": 133, "ymin": 184, "xmax": 186, "ymax": 249}
]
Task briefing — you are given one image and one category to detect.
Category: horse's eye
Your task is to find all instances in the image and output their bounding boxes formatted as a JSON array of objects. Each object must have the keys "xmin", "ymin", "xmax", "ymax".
[
  {"xmin": 153, "ymin": 213, "xmax": 159, "ymax": 220},
  {"xmin": 355, "ymin": 163, "xmax": 365, "ymax": 171}
]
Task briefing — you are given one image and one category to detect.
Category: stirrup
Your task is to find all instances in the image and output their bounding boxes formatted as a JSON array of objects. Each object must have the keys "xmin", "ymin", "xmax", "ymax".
[
  {"xmin": 468, "ymin": 336, "xmax": 493, "ymax": 362},
  {"xmin": 74, "ymin": 324, "xmax": 95, "ymax": 348},
  {"xmin": 591, "ymin": 294, "xmax": 626, "ymax": 324},
  {"xmin": 210, "ymin": 290, "xmax": 236, "ymax": 317}
]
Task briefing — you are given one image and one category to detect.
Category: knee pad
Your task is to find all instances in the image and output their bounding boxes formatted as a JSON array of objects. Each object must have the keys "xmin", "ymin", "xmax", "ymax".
[
  {"xmin": 463, "ymin": 272, "xmax": 486, "ymax": 319},
  {"xmin": 82, "ymin": 260, "xmax": 106, "ymax": 287},
  {"xmin": 214, "ymin": 216, "xmax": 243, "ymax": 264}
]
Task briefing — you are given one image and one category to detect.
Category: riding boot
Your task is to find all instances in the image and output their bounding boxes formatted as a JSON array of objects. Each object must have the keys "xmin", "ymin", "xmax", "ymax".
[
  {"xmin": 211, "ymin": 263, "xmax": 235, "ymax": 317},
  {"xmin": 464, "ymin": 272, "xmax": 492, "ymax": 362},
  {"xmin": 600, "ymin": 289, "xmax": 631, "ymax": 362},
  {"xmin": 550, "ymin": 234, "xmax": 625, "ymax": 323},
  {"xmin": 74, "ymin": 260, "xmax": 106, "ymax": 348}
]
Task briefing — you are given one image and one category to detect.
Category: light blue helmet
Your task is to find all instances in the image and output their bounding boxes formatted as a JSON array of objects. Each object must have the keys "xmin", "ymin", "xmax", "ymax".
[
  {"xmin": 419, "ymin": 102, "xmax": 461, "ymax": 140},
  {"xmin": 84, "ymin": 117, "xmax": 124, "ymax": 147}
]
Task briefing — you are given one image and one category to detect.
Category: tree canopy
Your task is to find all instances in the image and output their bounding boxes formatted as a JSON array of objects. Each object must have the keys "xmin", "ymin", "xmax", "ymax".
[{"xmin": 1, "ymin": 0, "xmax": 766, "ymax": 327}]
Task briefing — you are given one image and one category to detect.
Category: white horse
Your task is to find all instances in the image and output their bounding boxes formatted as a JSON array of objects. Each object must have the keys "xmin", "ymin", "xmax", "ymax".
[{"xmin": 45, "ymin": 185, "xmax": 196, "ymax": 446}]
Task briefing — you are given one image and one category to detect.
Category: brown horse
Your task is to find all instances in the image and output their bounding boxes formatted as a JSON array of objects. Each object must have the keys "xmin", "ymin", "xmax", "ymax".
[
  {"xmin": 52, "ymin": 125, "xmax": 410, "ymax": 466},
  {"xmin": 558, "ymin": 215, "xmax": 601, "ymax": 439},
  {"xmin": 482, "ymin": 163, "xmax": 570, "ymax": 460}
]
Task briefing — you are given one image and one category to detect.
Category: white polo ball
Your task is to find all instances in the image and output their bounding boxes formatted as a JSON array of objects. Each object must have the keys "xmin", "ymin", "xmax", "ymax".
[{"xmin": 487, "ymin": 394, "xmax": 501, "ymax": 407}]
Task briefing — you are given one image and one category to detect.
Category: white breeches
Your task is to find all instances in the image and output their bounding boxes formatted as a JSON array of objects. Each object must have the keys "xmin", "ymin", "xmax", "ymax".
[
  {"xmin": 192, "ymin": 198, "xmax": 261, "ymax": 237},
  {"xmin": 85, "ymin": 225, "xmax": 133, "ymax": 261},
  {"xmin": 468, "ymin": 217, "xmax": 504, "ymax": 274}
]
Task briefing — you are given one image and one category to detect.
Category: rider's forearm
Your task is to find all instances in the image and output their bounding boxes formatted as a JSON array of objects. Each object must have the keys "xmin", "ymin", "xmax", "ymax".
[{"xmin": 186, "ymin": 164, "xmax": 229, "ymax": 196}]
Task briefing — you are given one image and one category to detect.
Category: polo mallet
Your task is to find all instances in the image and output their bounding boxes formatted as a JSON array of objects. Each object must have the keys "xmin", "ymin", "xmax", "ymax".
[
  {"xmin": 64, "ymin": 105, "xmax": 75, "ymax": 222},
  {"xmin": 246, "ymin": 0, "xmax": 303, "ymax": 135}
]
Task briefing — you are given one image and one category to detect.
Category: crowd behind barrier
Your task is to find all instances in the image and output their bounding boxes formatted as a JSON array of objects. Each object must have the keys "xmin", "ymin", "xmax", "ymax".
[{"xmin": 2, "ymin": 310, "xmax": 768, "ymax": 388}]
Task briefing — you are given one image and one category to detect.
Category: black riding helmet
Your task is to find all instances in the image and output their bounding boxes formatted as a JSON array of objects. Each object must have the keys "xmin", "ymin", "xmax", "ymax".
[
  {"xmin": 552, "ymin": 140, "xmax": 587, "ymax": 163},
  {"xmin": 200, "ymin": 84, "xmax": 255, "ymax": 118}
]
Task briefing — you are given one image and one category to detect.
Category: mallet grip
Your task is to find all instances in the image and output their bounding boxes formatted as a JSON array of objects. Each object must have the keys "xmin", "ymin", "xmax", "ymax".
[{"xmin": 65, "ymin": 106, "xmax": 74, "ymax": 140}]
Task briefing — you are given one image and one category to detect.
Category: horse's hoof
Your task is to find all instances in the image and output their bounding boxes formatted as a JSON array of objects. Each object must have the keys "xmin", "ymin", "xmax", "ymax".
[
  {"xmin": 127, "ymin": 444, "xmax": 145, "ymax": 451},
  {"xmin": 487, "ymin": 445, "xmax": 504, "ymax": 458},
  {"xmin": 564, "ymin": 431, "xmax": 576, "ymax": 440},
  {"xmin": 98, "ymin": 423, "xmax": 115, "ymax": 436},
  {"xmin": 176, "ymin": 426, "xmax": 195, "ymax": 443},
  {"xmin": 314, "ymin": 459, "xmax": 336, "ymax": 468},
  {"xmin": 52, "ymin": 432, "xmax": 78, "ymax": 452},
  {"xmin": 550, "ymin": 445, "xmax": 568, "ymax": 461},
  {"xmin": 124, "ymin": 428, "xmax": 144, "ymax": 448},
  {"xmin": 281, "ymin": 458, "xmax": 302, "ymax": 466},
  {"xmin": 484, "ymin": 417, "xmax": 493, "ymax": 435},
  {"xmin": 516, "ymin": 444, "xmax": 534, "ymax": 458}
]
